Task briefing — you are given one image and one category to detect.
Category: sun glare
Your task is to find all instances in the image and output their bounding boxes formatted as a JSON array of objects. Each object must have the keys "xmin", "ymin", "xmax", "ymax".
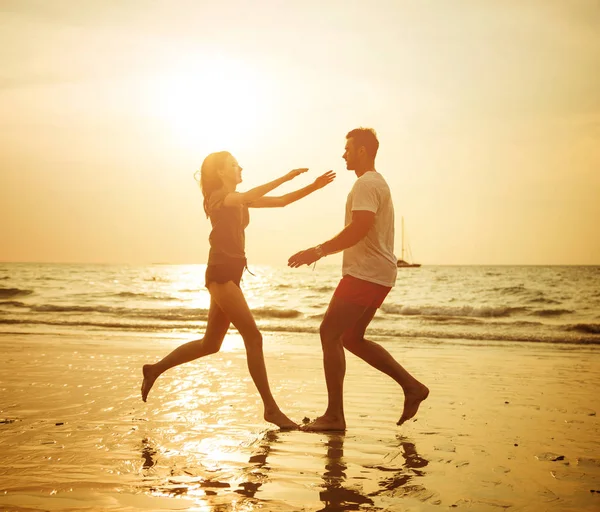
[{"xmin": 145, "ymin": 55, "xmax": 273, "ymax": 152}]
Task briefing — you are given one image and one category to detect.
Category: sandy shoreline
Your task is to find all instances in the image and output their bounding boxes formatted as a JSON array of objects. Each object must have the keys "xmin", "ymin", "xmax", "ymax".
[{"xmin": 0, "ymin": 332, "xmax": 599, "ymax": 511}]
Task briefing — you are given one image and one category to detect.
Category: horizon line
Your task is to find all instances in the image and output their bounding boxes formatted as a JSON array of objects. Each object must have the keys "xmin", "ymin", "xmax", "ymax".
[{"xmin": 1, "ymin": 261, "xmax": 599, "ymax": 267}]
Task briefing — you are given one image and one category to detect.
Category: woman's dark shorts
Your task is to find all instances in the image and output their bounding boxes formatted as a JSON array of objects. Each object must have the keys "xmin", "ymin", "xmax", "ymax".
[{"xmin": 205, "ymin": 258, "xmax": 246, "ymax": 288}]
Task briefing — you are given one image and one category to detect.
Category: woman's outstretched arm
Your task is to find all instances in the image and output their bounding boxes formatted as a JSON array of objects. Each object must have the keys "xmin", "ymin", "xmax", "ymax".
[
  {"xmin": 249, "ymin": 171, "xmax": 336, "ymax": 208},
  {"xmin": 223, "ymin": 168, "xmax": 308, "ymax": 207}
]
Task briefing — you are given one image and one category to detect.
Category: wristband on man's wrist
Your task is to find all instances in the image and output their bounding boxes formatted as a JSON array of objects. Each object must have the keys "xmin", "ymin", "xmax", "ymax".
[{"xmin": 314, "ymin": 244, "xmax": 325, "ymax": 259}]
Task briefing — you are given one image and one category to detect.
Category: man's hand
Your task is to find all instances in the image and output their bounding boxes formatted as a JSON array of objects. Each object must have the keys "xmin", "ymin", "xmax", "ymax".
[
  {"xmin": 313, "ymin": 170, "xmax": 336, "ymax": 189},
  {"xmin": 288, "ymin": 247, "xmax": 321, "ymax": 268},
  {"xmin": 284, "ymin": 168, "xmax": 309, "ymax": 181}
]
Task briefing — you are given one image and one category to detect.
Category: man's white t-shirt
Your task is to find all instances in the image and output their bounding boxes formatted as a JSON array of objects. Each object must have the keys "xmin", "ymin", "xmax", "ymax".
[{"xmin": 342, "ymin": 171, "xmax": 398, "ymax": 287}]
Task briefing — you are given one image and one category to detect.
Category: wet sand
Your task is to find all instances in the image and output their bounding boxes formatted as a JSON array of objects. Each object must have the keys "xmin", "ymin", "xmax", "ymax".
[{"xmin": 0, "ymin": 332, "xmax": 599, "ymax": 511}]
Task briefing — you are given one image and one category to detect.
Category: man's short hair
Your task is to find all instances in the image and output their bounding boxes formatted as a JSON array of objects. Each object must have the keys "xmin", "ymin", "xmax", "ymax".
[{"xmin": 346, "ymin": 127, "xmax": 379, "ymax": 159}]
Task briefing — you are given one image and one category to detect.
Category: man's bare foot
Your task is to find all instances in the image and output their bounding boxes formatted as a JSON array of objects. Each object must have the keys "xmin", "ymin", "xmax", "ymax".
[
  {"xmin": 397, "ymin": 383, "xmax": 429, "ymax": 426},
  {"xmin": 300, "ymin": 415, "xmax": 346, "ymax": 432},
  {"xmin": 264, "ymin": 409, "xmax": 298, "ymax": 430},
  {"xmin": 141, "ymin": 364, "xmax": 159, "ymax": 402}
]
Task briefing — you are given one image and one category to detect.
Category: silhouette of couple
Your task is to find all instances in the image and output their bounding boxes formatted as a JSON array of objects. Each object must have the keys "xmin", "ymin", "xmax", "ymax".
[{"xmin": 141, "ymin": 128, "xmax": 429, "ymax": 431}]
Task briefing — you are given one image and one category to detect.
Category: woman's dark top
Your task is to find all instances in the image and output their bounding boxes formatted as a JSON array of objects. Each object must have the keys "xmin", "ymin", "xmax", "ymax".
[{"xmin": 206, "ymin": 188, "xmax": 249, "ymax": 266}]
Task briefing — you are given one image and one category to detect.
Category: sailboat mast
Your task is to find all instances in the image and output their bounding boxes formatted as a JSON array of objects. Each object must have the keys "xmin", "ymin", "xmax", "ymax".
[{"xmin": 401, "ymin": 216, "xmax": 405, "ymax": 261}]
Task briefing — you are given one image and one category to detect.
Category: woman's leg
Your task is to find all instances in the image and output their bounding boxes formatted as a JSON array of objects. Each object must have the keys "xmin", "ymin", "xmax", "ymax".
[
  {"xmin": 208, "ymin": 281, "xmax": 297, "ymax": 429},
  {"xmin": 141, "ymin": 298, "xmax": 230, "ymax": 401}
]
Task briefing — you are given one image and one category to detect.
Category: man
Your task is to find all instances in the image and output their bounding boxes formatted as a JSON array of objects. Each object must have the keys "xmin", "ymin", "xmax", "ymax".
[{"xmin": 288, "ymin": 127, "xmax": 429, "ymax": 431}]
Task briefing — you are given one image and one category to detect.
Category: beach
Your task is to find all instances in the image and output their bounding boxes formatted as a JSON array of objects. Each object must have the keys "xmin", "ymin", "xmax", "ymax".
[
  {"xmin": 1, "ymin": 331, "xmax": 599, "ymax": 511},
  {"xmin": 2, "ymin": 0, "xmax": 600, "ymax": 509}
]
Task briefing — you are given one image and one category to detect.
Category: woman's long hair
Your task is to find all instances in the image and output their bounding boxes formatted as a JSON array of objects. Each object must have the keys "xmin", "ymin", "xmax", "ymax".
[{"xmin": 194, "ymin": 151, "xmax": 231, "ymax": 217}]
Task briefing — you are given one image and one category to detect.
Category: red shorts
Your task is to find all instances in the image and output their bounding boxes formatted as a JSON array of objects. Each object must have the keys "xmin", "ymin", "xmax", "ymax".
[{"xmin": 333, "ymin": 275, "xmax": 392, "ymax": 309}]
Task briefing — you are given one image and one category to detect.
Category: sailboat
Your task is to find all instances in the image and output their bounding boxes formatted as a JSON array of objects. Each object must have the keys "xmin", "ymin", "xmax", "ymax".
[{"xmin": 397, "ymin": 217, "xmax": 421, "ymax": 268}]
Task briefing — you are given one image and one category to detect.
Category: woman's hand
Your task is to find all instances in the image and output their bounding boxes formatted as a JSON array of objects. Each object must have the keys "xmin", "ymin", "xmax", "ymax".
[
  {"xmin": 284, "ymin": 168, "xmax": 309, "ymax": 181},
  {"xmin": 313, "ymin": 170, "xmax": 336, "ymax": 189}
]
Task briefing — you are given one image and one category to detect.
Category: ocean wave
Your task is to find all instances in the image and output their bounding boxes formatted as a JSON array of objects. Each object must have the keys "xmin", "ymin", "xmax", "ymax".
[
  {"xmin": 0, "ymin": 301, "xmax": 28, "ymax": 308},
  {"xmin": 252, "ymin": 307, "xmax": 301, "ymax": 319},
  {"xmin": 379, "ymin": 329, "xmax": 600, "ymax": 345},
  {"xmin": 0, "ymin": 287, "xmax": 33, "ymax": 299},
  {"xmin": 113, "ymin": 291, "xmax": 178, "ymax": 301},
  {"xmin": 492, "ymin": 285, "xmax": 528, "ymax": 295},
  {"xmin": 532, "ymin": 309, "xmax": 574, "ymax": 317},
  {"xmin": 30, "ymin": 304, "xmax": 211, "ymax": 321},
  {"xmin": 259, "ymin": 324, "xmax": 319, "ymax": 334},
  {"xmin": 274, "ymin": 284, "xmax": 334, "ymax": 292},
  {"xmin": 0, "ymin": 318, "xmax": 205, "ymax": 331},
  {"xmin": 492, "ymin": 285, "xmax": 557, "ymax": 304},
  {"xmin": 380, "ymin": 304, "xmax": 527, "ymax": 318},
  {"xmin": 527, "ymin": 297, "xmax": 562, "ymax": 305},
  {"xmin": 511, "ymin": 320, "xmax": 546, "ymax": 327},
  {"xmin": 0, "ymin": 316, "xmax": 307, "ymax": 334},
  {"xmin": 240, "ymin": 320, "xmax": 591, "ymax": 344},
  {"xmin": 267, "ymin": 324, "xmax": 599, "ymax": 345},
  {"xmin": 24, "ymin": 303, "xmax": 302, "ymax": 321},
  {"xmin": 315, "ymin": 286, "xmax": 335, "ymax": 292},
  {"xmin": 565, "ymin": 323, "xmax": 600, "ymax": 335},
  {"xmin": 2, "ymin": 318, "xmax": 599, "ymax": 345},
  {"xmin": 420, "ymin": 316, "xmax": 485, "ymax": 324}
]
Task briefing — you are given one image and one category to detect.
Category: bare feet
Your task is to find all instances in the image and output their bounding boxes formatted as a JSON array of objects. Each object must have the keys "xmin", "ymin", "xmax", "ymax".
[
  {"xmin": 141, "ymin": 364, "xmax": 159, "ymax": 402},
  {"xmin": 300, "ymin": 415, "xmax": 346, "ymax": 432},
  {"xmin": 264, "ymin": 409, "xmax": 298, "ymax": 430},
  {"xmin": 397, "ymin": 383, "xmax": 430, "ymax": 426}
]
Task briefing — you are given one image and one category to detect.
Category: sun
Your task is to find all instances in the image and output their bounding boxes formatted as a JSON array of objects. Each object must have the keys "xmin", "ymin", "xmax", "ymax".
[{"xmin": 145, "ymin": 54, "xmax": 273, "ymax": 152}]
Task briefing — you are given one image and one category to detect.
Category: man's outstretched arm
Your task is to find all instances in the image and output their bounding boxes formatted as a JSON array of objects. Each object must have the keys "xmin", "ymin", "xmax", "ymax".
[{"xmin": 288, "ymin": 210, "xmax": 375, "ymax": 268}]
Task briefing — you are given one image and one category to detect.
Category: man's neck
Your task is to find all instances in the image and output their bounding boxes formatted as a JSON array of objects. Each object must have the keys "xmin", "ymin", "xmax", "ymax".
[{"xmin": 354, "ymin": 166, "xmax": 376, "ymax": 178}]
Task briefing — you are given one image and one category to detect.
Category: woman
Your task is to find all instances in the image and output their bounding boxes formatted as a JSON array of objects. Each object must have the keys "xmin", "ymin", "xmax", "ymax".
[{"xmin": 141, "ymin": 151, "xmax": 335, "ymax": 429}]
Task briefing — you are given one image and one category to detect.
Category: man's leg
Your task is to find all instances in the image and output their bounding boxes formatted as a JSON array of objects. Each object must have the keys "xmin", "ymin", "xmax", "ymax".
[
  {"xmin": 342, "ymin": 308, "xmax": 429, "ymax": 425},
  {"xmin": 303, "ymin": 295, "xmax": 369, "ymax": 431}
]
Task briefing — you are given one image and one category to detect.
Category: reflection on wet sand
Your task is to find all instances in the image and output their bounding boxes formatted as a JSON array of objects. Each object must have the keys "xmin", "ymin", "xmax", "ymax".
[
  {"xmin": 234, "ymin": 429, "xmax": 278, "ymax": 499},
  {"xmin": 319, "ymin": 433, "xmax": 429, "ymax": 510},
  {"xmin": 137, "ymin": 431, "xmax": 429, "ymax": 510},
  {"xmin": 319, "ymin": 433, "xmax": 374, "ymax": 510},
  {"xmin": 141, "ymin": 438, "xmax": 156, "ymax": 469},
  {"xmin": 368, "ymin": 435, "xmax": 430, "ymax": 500},
  {"xmin": 139, "ymin": 429, "xmax": 280, "ymax": 506}
]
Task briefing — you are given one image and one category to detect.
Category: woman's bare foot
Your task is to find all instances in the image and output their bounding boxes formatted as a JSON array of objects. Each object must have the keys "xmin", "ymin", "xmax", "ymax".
[
  {"xmin": 141, "ymin": 364, "xmax": 160, "ymax": 402},
  {"xmin": 300, "ymin": 415, "xmax": 346, "ymax": 432},
  {"xmin": 264, "ymin": 408, "xmax": 298, "ymax": 430},
  {"xmin": 397, "ymin": 383, "xmax": 430, "ymax": 426}
]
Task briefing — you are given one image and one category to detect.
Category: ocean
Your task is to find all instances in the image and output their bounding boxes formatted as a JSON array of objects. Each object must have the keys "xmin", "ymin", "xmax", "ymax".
[
  {"xmin": 0, "ymin": 263, "xmax": 599, "ymax": 345},
  {"xmin": 1, "ymin": 262, "xmax": 600, "ymax": 512},
  {"xmin": 0, "ymin": 263, "xmax": 600, "ymax": 344}
]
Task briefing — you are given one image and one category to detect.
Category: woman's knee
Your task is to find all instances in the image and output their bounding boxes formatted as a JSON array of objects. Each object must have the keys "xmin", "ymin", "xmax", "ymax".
[
  {"xmin": 203, "ymin": 339, "xmax": 223, "ymax": 355},
  {"xmin": 242, "ymin": 329, "xmax": 263, "ymax": 348},
  {"xmin": 197, "ymin": 332, "xmax": 226, "ymax": 355}
]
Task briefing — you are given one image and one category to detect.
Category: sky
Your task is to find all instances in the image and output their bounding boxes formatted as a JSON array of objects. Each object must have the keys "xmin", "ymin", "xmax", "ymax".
[{"xmin": 1, "ymin": 0, "xmax": 599, "ymax": 265}]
